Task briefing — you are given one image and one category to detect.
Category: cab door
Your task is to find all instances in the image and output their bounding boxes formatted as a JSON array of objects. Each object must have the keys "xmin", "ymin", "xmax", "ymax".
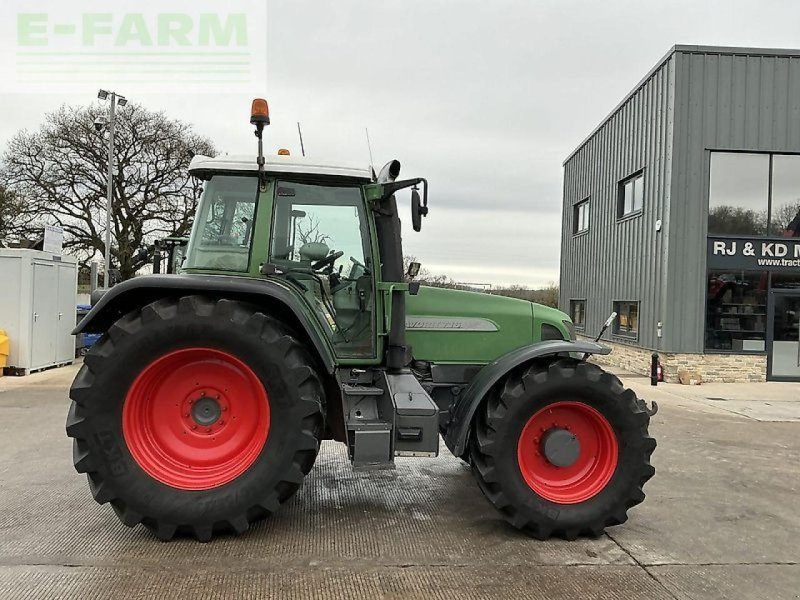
[{"xmin": 268, "ymin": 181, "xmax": 377, "ymax": 359}]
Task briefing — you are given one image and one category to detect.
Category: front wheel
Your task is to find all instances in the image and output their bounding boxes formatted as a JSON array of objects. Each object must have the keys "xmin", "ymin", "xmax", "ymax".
[{"xmin": 470, "ymin": 359, "xmax": 656, "ymax": 540}]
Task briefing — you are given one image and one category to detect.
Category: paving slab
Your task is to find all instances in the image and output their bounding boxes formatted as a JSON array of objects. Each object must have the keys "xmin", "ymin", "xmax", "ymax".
[
  {"xmin": 0, "ymin": 362, "xmax": 799, "ymax": 599},
  {"xmin": 613, "ymin": 369, "xmax": 800, "ymax": 423},
  {"xmin": 651, "ymin": 564, "xmax": 800, "ymax": 600},
  {"xmin": 699, "ymin": 398, "xmax": 800, "ymax": 422},
  {"xmin": 0, "ymin": 364, "xmax": 631, "ymax": 575},
  {"xmin": 605, "ymin": 401, "xmax": 800, "ymax": 566},
  {"xmin": 0, "ymin": 565, "xmax": 675, "ymax": 600}
]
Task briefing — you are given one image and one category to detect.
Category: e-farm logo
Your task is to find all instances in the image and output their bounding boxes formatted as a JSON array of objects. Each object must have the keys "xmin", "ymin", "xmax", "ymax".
[
  {"xmin": 2, "ymin": 1, "xmax": 266, "ymax": 92},
  {"xmin": 18, "ymin": 14, "xmax": 248, "ymax": 48}
]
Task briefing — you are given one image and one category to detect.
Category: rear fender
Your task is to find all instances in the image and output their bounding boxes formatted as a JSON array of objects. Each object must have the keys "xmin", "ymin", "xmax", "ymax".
[
  {"xmin": 443, "ymin": 340, "xmax": 611, "ymax": 457},
  {"xmin": 74, "ymin": 274, "xmax": 336, "ymax": 373}
]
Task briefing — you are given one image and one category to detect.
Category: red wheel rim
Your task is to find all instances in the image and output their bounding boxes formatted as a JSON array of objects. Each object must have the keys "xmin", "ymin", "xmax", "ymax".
[
  {"xmin": 122, "ymin": 348, "xmax": 270, "ymax": 490},
  {"xmin": 517, "ymin": 401, "xmax": 618, "ymax": 504}
]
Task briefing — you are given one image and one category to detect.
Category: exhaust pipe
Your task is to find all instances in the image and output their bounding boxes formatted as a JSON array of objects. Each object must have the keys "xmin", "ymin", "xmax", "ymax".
[{"xmin": 377, "ymin": 160, "xmax": 401, "ymax": 183}]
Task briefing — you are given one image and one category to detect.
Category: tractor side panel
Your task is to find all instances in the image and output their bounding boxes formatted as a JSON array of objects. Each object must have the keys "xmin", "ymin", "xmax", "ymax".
[{"xmin": 405, "ymin": 286, "xmax": 533, "ymax": 363}]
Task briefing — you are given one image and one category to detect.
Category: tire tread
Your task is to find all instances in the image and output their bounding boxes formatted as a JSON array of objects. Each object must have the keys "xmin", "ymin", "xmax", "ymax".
[
  {"xmin": 469, "ymin": 358, "xmax": 656, "ymax": 540},
  {"xmin": 66, "ymin": 295, "xmax": 325, "ymax": 542}
]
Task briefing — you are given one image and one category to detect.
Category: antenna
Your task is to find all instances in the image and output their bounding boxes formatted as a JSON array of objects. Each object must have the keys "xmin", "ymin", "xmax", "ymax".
[
  {"xmin": 365, "ymin": 127, "xmax": 375, "ymax": 173},
  {"xmin": 297, "ymin": 122, "xmax": 306, "ymax": 157}
]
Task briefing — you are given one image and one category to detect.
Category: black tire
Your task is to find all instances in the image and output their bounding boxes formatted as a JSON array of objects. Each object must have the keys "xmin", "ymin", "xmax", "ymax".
[
  {"xmin": 66, "ymin": 296, "xmax": 324, "ymax": 542},
  {"xmin": 470, "ymin": 359, "xmax": 655, "ymax": 540}
]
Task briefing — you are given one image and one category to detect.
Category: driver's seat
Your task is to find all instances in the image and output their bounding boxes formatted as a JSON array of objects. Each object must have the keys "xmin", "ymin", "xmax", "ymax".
[{"xmin": 298, "ymin": 242, "xmax": 330, "ymax": 265}]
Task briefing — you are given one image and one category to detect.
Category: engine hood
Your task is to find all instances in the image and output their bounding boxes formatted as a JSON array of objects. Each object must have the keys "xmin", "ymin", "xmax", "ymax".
[{"xmin": 405, "ymin": 285, "xmax": 536, "ymax": 364}]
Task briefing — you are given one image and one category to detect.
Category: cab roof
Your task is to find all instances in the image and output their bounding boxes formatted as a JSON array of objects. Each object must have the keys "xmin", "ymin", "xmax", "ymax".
[{"xmin": 188, "ymin": 154, "xmax": 373, "ymax": 181}]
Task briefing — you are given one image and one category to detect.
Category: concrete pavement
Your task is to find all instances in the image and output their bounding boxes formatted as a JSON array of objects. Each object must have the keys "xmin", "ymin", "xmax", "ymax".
[{"xmin": 0, "ymin": 363, "xmax": 798, "ymax": 599}]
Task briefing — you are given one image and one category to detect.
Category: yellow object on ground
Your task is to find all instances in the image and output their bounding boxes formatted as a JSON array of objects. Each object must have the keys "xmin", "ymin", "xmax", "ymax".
[{"xmin": 0, "ymin": 329, "xmax": 8, "ymax": 374}]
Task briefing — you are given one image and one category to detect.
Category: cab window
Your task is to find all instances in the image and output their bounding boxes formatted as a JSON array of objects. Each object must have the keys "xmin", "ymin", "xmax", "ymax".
[
  {"xmin": 269, "ymin": 182, "xmax": 374, "ymax": 357},
  {"xmin": 184, "ymin": 175, "xmax": 259, "ymax": 272}
]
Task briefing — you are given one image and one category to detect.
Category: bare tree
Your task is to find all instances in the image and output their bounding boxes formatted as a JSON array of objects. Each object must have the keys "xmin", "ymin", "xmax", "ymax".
[
  {"xmin": 0, "ymin": 103, "xmax": 216, "ymax": 279},
  {"xmin": 708, "ymin": 205, "xmax": 768, "ymax": 236},
  {"xmin": 296, "ymin": 214, "xmax": 330, "ymax": 246},
  {"xmin": 771, "ymin": 200, "xmax": 800, "ymax": 235},
  {"xmin": 533, "ymin": 282, "xmax": 559, "ymax": 308},
  {"xmin": 0, "ymin": 183, "xmax": 29, "ymax": 240},
  {"xmin": 488, "ymin": 282, "xmax": 559, "ymax": 307}
]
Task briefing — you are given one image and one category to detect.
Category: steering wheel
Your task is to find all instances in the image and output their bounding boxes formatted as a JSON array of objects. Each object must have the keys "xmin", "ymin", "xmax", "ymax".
[{"xmin": 311, "ymin": 250, "xmax": 344, "ymax": 271}]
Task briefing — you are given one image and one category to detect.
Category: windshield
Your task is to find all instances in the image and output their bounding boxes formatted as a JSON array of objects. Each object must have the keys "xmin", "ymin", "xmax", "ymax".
[{"xmin": 184, "ymin": 175, "xmax": 259, "ymax": 272}]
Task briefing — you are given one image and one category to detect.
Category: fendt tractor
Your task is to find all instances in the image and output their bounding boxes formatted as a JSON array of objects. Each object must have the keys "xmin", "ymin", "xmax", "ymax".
[{"xmin": 68, "ymin": 99, "xmax": 657, "ymax": 542}]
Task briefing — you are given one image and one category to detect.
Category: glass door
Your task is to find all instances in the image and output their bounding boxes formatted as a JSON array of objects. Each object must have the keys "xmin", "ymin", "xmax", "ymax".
[
  {"xmin": 269, "ymin": 181, "xmax": 376, "ymax": 359},
  {"xmin": 768, "ymin": 292, "xmax": 800, "ymax": 380}
]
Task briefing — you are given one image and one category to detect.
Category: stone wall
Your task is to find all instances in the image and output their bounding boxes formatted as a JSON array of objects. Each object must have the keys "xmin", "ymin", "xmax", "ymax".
[{"xmin": 579, "ymin": 335, "xmax": 767, "ymax": 383}]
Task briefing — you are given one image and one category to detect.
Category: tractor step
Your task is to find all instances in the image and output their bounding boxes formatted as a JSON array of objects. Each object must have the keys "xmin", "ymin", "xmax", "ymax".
[
  {"xmin": 341, "ymin": 384, "xmax": 384, "ymax": 397},
  {"xmin": 350, "ymin": 421, "xmax": 393, "ymax": 467},
  {"xmin": 337, "ymin": 369, "xmax": 440, "ymax": 468}
]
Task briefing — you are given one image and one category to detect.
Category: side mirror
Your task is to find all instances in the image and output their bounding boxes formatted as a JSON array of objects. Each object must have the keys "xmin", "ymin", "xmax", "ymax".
[
  {"xmin": 366, "ymin": 177, "xmax": 430, "ymax": 231},
  {"xmin": 411, "ymin": 187, "xmax": 428, "ymax": 232},
  {"xmin": 411, "ymin": 189, "xmax": 422, "ymax": 232}
]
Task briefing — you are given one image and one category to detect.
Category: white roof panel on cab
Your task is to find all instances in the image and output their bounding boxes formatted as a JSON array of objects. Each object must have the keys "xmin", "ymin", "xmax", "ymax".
[{"xmin": 188, "ymin": 154, "xmax": 373, "ymax": 181}]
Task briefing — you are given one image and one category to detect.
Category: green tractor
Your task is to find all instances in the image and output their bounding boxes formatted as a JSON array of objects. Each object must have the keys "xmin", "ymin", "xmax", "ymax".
[{"xmin": 68, "ymin": 99, "xmax": 656, "ymax": 542}]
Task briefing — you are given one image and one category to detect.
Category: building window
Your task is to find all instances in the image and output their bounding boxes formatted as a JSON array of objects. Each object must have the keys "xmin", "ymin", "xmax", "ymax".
[
  {"xmin": 705, "ymin": 270, "xmax": 767, "ymax": 352},
  {"xmin": 613, "ymin": 301, "xmax": 639, "ymax": 338},
  {"xmin": 768, "ymin": 154, "xmax": 800, "ymax": 237},
  {"xmin": 573, "ymin": 199, "xmax": 590, "ymax": 234},
  {"xmin": 617, "ymin": 172, "xmax": 644, "ymax": 218},
  {"xmin": 708, "ymin": 153, "xmax": 770, "ymax": 236},
  {"xmin": 708, "ymin": 152, "xmax": 800, "ymax": 238},
  {"xmin": 771, "ymin": 272, "xmax": 800, "ymax": 290},
  {"xmin": 570, "ymin": 299, "xmax": 586, "ymax": 329}
]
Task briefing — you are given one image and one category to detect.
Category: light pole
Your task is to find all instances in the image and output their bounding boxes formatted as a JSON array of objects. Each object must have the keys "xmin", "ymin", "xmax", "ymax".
[{"xmin": 96, "ymin": 89, "xmax": 127, "ymax": 287}]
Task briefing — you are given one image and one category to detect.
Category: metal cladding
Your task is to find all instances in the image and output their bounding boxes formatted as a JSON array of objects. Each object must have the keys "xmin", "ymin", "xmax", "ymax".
[{"xmin": 560, "ymin": 45, "xmax": 800, "ymax": 353}]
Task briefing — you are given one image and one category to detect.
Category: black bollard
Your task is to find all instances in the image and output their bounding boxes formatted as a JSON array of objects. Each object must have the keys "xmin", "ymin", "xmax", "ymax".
[{"xmin": 650, "ymin": 353, "xmax": 659, "ymax": 386}]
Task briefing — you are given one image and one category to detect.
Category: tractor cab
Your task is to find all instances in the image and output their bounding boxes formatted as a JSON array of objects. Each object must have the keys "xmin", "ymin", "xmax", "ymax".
[{"xmin": 183, "ymin": 154, "xmax": 380, "ymax": 358}]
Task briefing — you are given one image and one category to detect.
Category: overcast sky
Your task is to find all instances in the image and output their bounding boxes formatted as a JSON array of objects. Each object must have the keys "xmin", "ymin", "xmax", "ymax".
[{"xmin": 2, "ymin": 0, "xmax": 800, "ymax": 287}]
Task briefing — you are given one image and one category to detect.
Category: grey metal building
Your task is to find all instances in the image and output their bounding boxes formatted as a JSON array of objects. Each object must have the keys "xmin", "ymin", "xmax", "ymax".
[{"xmin": 559, "ymin": 45, "xmax": 800, "ymax": 382}]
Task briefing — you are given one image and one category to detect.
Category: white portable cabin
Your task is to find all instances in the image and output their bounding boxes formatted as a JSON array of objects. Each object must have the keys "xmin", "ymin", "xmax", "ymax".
[{"xmin": 0, "ymin": 249, "xmax": 77, "ymax": 374}]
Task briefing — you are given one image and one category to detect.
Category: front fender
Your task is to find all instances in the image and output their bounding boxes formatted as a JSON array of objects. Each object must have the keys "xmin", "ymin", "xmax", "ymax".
[
  {"xmin": 74, "ymin": 274, "xmax": 336, "ymax": 373},
  {"xmin": 443, "ymin": 339, "xmax": 610, "ymax": 457}
]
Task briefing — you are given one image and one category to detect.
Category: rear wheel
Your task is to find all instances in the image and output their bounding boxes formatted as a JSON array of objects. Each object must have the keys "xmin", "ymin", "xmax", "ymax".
[
  {"xmin": 470, "ymin": 359, "xmax": 655, "ymax": 540},
  {"xmin": 66, "ymin": 296, "xmax": 324, "ymax": 541}
]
